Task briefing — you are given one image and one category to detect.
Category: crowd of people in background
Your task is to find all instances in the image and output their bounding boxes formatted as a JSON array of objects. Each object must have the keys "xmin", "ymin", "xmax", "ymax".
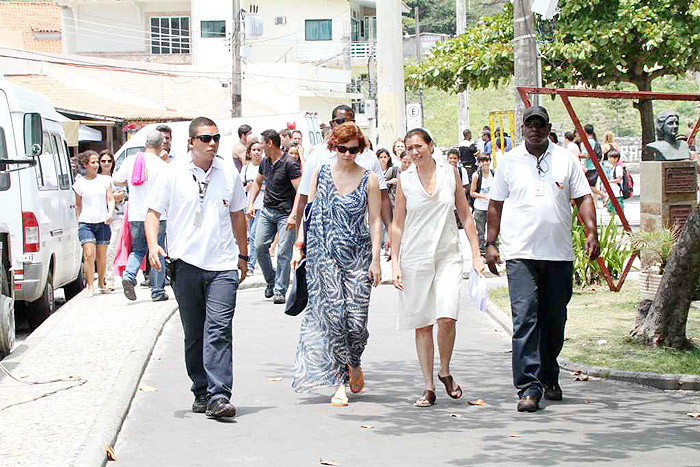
[{"xmin": 64, "ymin": 102, "xmax": 700, "ymax": 420}]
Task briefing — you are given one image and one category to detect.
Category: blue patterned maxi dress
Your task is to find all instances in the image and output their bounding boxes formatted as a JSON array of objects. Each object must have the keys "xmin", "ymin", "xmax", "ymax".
[{"xmin": 292, "ymin": 164, "xmax": 372, "ymax": 392}]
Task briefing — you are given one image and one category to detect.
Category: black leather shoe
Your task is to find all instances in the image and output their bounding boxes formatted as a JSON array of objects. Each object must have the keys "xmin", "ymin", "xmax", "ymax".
[
  {"xmin": 122, "ymin": 279, "xmax": 136, "ymax": 301},
  {"xmin": 543, "ymin": 383, "xmax": 563, "ymax": 401},
  {"xmin": 192, "ymin": 395, "xmax": 207, "ymax": 413},
  {"xmin": 517, "ymin": 396, "xmax": 539, "ymax": 412},
  {"xmin": 206, "ymin": 398, "xmax": 236, "ymax": 418},
  {"xmin": 264, "ymin": 284, "xmax": 274, "ymax": 299}
]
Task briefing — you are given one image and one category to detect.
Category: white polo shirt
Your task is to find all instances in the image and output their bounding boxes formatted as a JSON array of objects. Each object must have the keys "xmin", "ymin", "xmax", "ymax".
[
  {"xmin": 147, "ymin": 154, "xmax": 247, "ymax": 271},
  {"xmin": 298, "ymin": 146, "xmax": 387, "ymax": 196},
  {"xmin": 489, "ymin": 142, "xmax": 591, "ymax": 261}
]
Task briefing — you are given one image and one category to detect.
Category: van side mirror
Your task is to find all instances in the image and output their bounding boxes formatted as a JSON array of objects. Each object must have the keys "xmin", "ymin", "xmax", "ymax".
[{"xmin": 23, "ymin": 113, "xmax": 42, "ymax": 157}]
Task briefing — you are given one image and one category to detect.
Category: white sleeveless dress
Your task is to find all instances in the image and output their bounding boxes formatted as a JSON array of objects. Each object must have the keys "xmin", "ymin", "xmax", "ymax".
[{"xmin": 398, "ymin": 162, "xmax": 464, "ymax": 329}]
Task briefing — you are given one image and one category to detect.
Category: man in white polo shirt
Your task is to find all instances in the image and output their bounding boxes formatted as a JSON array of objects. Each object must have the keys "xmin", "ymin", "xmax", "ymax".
[
  {"xmin": 485, "ymin": 106, "xmax": 599, "ymax": 413},
  {"xmin": 145, "ymin": 117, "xmax": 248, "ymax": 419},
  {"xmin": 291, "ymin": 105, "xmax": 392, "ymax": 236}
]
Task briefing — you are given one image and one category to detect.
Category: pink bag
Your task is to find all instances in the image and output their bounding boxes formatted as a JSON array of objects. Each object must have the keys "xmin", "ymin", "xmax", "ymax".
[{"xmin": 131, "ymin": 152, "xmax": 146, "ymax": 186}]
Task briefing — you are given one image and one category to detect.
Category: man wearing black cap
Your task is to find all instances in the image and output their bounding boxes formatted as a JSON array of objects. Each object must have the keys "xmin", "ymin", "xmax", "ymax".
[{"xmin": 485, "ymin": 106, "xmax": 599, "ymax": 413}]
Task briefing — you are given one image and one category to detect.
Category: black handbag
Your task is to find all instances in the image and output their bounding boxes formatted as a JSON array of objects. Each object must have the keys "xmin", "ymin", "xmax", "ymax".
[{"xmin": 285, "ymin": 259, "xmax": 308, "ymax": 316}]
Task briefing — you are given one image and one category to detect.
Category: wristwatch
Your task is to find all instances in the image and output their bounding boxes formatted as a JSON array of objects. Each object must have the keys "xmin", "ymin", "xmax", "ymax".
[
  {"xmin": 238, "ymin": 254, "xmax": 250, "ymax": 262},
  {"xmin": 485, "ymin": 241, "xmax": 498, "ymax": 248}
]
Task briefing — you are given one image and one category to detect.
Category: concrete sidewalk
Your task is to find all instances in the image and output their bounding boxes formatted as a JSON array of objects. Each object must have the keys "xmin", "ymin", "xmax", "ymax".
[
  {"xmin": 115, "ymin": 284, "xmax": 700, "ymax": 466},
  {"xmin": 0, "ymin": 282, "xmax": 178, "ymax": 467}
]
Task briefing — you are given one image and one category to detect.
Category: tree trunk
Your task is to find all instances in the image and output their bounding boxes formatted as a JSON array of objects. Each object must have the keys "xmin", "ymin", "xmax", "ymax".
[
  {"xmin": 632, "ymin": 207, "xmax": 700, "ymax": 349},
  {"xmin": 632, "ymin": 77, "xmax": 656, "ymax": 155}
]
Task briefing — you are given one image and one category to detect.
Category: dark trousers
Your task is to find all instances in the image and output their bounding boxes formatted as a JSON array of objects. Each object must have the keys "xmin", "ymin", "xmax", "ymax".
[
  {"xmin": 506, "ymin": 259, "xmax": 573, "ymax": 400},
  {"xmin": 171, "ymin": 260, "xmax": 239, "ymax": 402}
]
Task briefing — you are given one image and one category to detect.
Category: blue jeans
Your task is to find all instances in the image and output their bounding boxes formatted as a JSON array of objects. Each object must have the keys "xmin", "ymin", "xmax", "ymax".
[
  {"xmin": 254, "ymin": 206, "xmax": 296, "ymax": 295},
  {"xmin": 506, "ymin": 259, "xmax": 573, "ymax": 401},
  {"xmin": 171, "ymin": 260, "xmax": 239, "ymax": 402},
  {"xmin": 247, "ymin": 212, "xmax": 259, "ymax": 271},
  {"xmin": 124, "ymin": 220, "xmax": 166, "ymax": 299}
]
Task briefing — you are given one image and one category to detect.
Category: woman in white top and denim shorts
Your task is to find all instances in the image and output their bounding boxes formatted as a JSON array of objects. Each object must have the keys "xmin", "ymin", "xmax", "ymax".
[{"xmin": 73, "ymin": 150, "xmax": 115, "ymax": 296}]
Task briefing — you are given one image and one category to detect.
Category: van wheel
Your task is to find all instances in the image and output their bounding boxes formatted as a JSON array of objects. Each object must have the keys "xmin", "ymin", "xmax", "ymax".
[
  {"xmin": 63, "ymin": 262, "xmax": 85, "ymax": 301},
  {"xmin": 0, "ymin": 266, "xmax": 15, "ymax": 359},
  {"xmin": 28, "ymin": 270, "xmax": 54, "ymax": 330}
]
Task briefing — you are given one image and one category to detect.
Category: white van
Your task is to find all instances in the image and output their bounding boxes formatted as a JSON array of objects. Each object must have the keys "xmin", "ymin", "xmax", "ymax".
[
  {"xmin": 114, "ymin": 113, "xmax": 324, "ymax": 168},
  {"xmin": 0, "ymin": 80, "xmax": 83, "ymax": 357}
]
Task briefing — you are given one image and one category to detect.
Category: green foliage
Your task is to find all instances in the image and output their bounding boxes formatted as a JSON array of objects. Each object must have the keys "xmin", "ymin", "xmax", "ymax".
[
  {"xmin": 402, "ymin": 0, "xmax": 456, "ymax": 35},
  {"xmin": 406, "ymin": 3, "xmax": 514, "ymax": 91},
  {"xmin": 404, "ymin": 74, "xmax": 699, "ymax": 148},
  {"xmin": 408, "ymin": 0, "xmax": 700, "ymax": 93},
  {"xmin": 571, "ymin": 208, "xmax": 632, "ymax": 288},
  {"xmin": 629, "ymin": 226, "xmax": 681, "ymax": 274}
]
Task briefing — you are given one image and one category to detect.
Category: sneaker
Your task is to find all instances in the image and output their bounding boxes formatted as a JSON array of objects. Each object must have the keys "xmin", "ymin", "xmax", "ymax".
[
  {"xmin": 543, "ymin": 383, "xmax": 563, "ymax": 401},
  {"xmin": 122, "ymin": 279, "xmax": 137, "ymax": 301},
  {"xmin": 264, "ymin": 284, "xmax": 274, "ymax": 298},
  {"xmin": 206, "ymin": 398, "xmax": 236, "ymax": 418},
  {"xmin": 140, "ymin": 278, "xmax": 151, "ymax": 288},
  {"xmin": 273, "ymin": 293, "xmax": 285, "ymax": 304},
  {"xmin": 152, "ymin": 293, "xmax": 169, "ymax": 302},
  {"xmin": 192, "ymin": 394, "xmax": 208, "ymax": 413}
]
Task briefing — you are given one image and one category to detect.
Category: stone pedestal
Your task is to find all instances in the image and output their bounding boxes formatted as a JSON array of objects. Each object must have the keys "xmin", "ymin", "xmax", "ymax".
[{"xmin": 640, "ymin": 160, "xmax": 697, "ymax": 233}]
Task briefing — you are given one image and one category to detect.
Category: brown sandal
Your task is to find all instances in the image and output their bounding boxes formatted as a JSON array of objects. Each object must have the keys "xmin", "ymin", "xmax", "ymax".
[
  {"xmin": 414, "ymin": 389, "xmax": 436, "ymax": 407},
  {"xmin": 438, "ymin": 374, "xmax": 463, "ymax": 400},
  {"xmin": 347, "ymin": 364, "xmax": 364, "ymax": 394}
]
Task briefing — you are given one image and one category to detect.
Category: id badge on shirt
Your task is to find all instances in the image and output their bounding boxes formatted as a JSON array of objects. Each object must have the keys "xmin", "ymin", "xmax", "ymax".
[
  {"xmin": 194, "ymin": 208, "xmax": 203, "ymax": 228},
  {"xmin": 535, "ymin": 180, "xmax": 544, "ymax": 196}
]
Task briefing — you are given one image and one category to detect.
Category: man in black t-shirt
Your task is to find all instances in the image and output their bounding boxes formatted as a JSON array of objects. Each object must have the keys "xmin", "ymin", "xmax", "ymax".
[{"xmin": 247, "ymin": 129, "xmax": 302, "ymax": 304}]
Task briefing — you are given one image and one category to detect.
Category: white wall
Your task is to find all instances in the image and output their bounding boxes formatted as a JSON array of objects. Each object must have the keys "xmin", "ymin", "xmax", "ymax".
[
  {"xmin": 63, "ymin": 0, "xmax": 189, "ymax": 54},
  {"xmin": 241, "ymin": 0, "xmax": 352, "ymax": 64},
  {"xmin": 191, "ymin": 0, "xmax": 233, "ymax": 66}
]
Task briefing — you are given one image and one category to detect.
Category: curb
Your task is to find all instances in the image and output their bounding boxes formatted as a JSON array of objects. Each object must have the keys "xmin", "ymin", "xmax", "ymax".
[
  {"xmin": 73, "ymin": 303, "xmax": 178, "ymax": 467},
  {"xmin": 484, "ymin": 298, "xmax": 700, "ymax": 391}
]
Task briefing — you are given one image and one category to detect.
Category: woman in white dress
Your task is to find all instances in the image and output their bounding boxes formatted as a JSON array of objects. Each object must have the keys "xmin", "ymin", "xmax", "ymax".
[{"xmin": 391, "ymin": 128, "xmax": 484, "ymax": 407}]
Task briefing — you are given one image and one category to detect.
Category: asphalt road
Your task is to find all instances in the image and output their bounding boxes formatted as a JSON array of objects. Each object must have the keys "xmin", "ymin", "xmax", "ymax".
[{"xmin": 115, "ymin": 284, "xmax": 700, "ymax": 466}]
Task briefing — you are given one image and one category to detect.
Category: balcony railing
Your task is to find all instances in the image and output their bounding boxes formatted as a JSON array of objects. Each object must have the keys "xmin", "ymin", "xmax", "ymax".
[{"xmin": 291, "ymin": 41, "xmax": 376, "ymax": 63}]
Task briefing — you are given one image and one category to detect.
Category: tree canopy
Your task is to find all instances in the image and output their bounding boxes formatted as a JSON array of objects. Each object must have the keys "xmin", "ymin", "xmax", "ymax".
[
  {"xmin": 402, "ymin": 0, "xmax": 455, "ymax": 35},
  {"xmin": 408, "ymin": 0, "xmax": 700, "ymax": 144}
]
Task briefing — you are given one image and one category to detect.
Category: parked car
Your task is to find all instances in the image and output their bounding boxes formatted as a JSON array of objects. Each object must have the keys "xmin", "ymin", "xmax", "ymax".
[
  {"xmin": 114, "ymin": 113, "xmax": 323, "ymax": 169},
  {"xmin": 0, "ymin": 80, "xmax": 83, "ymax": 357}
]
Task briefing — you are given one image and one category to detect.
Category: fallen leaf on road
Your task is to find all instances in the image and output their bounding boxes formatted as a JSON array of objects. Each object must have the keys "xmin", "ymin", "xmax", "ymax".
[
  {"xmin": 468, "ymin": 398, "xmax": 486, "ymax": 406},
  {"xmin": 268, "ymin": 377, "xmax": 283, "ymax": 382},
  {"xmin": 509, "ymin": 433, "xmax": 521, "ymax": 438},
  {"xmin": 105, "ymin": 445, "xmax": 117, "ymax": 461},
  {"xmin": 138, "ymin": 385, "xmax": 158, "ymax": 392},
  {"xmin": 574, "ymin": 373, "xmax": 589, "ymax": 382},
  {"xmin": 585, "ymin": 397, "xmax": 591, "ymax": 404},
  {"xmin": 448, "ymin": 413, "xmax": 462, "ymax": 418},
  {"xmin": 319, "ymin": 459, "xmax": 340, "ymax": 466},
  {"xmin": 687, "ymin": 413, "xmax": 700, "ymax": 419},
  {"xmin": 360, "ymin": 424, "xmax": 374, "ymax": 429}
]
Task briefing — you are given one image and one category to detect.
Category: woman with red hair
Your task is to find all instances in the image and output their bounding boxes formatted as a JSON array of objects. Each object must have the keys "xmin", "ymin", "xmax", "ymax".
[{"xmin": 291, "ymin": 122, "xmax": 382, "ymax": 407}]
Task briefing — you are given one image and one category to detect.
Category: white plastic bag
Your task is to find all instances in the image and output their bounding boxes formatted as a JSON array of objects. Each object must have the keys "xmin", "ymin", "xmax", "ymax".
[{"xmin": 467, "ymin": 268, "xmax": 489, "ymax": 313}]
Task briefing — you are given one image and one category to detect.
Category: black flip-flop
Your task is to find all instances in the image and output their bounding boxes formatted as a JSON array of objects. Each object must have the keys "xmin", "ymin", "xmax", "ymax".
[{"xmin": 438, "ymin": 374, "xmax": 463, "ymax": 400}]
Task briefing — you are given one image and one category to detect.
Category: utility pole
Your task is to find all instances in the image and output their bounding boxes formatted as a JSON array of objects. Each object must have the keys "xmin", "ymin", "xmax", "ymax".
[
  {"xmin": 513, "ymin": 0, "xmax": 540, "ymax": 140},
  {"xmin": 231, "ymin": 0, "xmax": 242, "ymax": 118},
  {"xmin": 415, "ymin": 7, "xmax": 424, "ymax": 128},
  {"xmin": 456, "ymin": 0, "xmax": 470, "ymax": 141},
  {"xmin": 376, "ymin": 0, "xmax": 406, "ymax": 148}
]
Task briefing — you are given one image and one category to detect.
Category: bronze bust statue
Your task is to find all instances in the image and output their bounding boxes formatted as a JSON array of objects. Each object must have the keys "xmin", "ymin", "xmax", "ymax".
[{"xmin": 644, "ymin": 110, "xmax": 691, "ymax": 161}]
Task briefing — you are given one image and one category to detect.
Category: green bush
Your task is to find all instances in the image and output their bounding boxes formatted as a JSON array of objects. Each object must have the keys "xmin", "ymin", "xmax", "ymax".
[{"xmin": 572, "ymin": 207, "xmax": 632, "ymax": 287}]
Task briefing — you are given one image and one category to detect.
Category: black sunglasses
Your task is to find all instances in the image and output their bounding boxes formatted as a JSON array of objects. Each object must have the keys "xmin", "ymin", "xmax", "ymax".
[
  {"xmin": 100, "ymin": 159, "xmax": 113, "ymax": 163},
  {"xmin": 331, "ymin": 117, "xmax": 354, "ymax": 125},
  {"xmin": 194, "ymin": 133, "xmax": 221, "ymax": 143},
  {"xmin": 337, "ymin": 145, "xmax": 361, "ymax": 155}
]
